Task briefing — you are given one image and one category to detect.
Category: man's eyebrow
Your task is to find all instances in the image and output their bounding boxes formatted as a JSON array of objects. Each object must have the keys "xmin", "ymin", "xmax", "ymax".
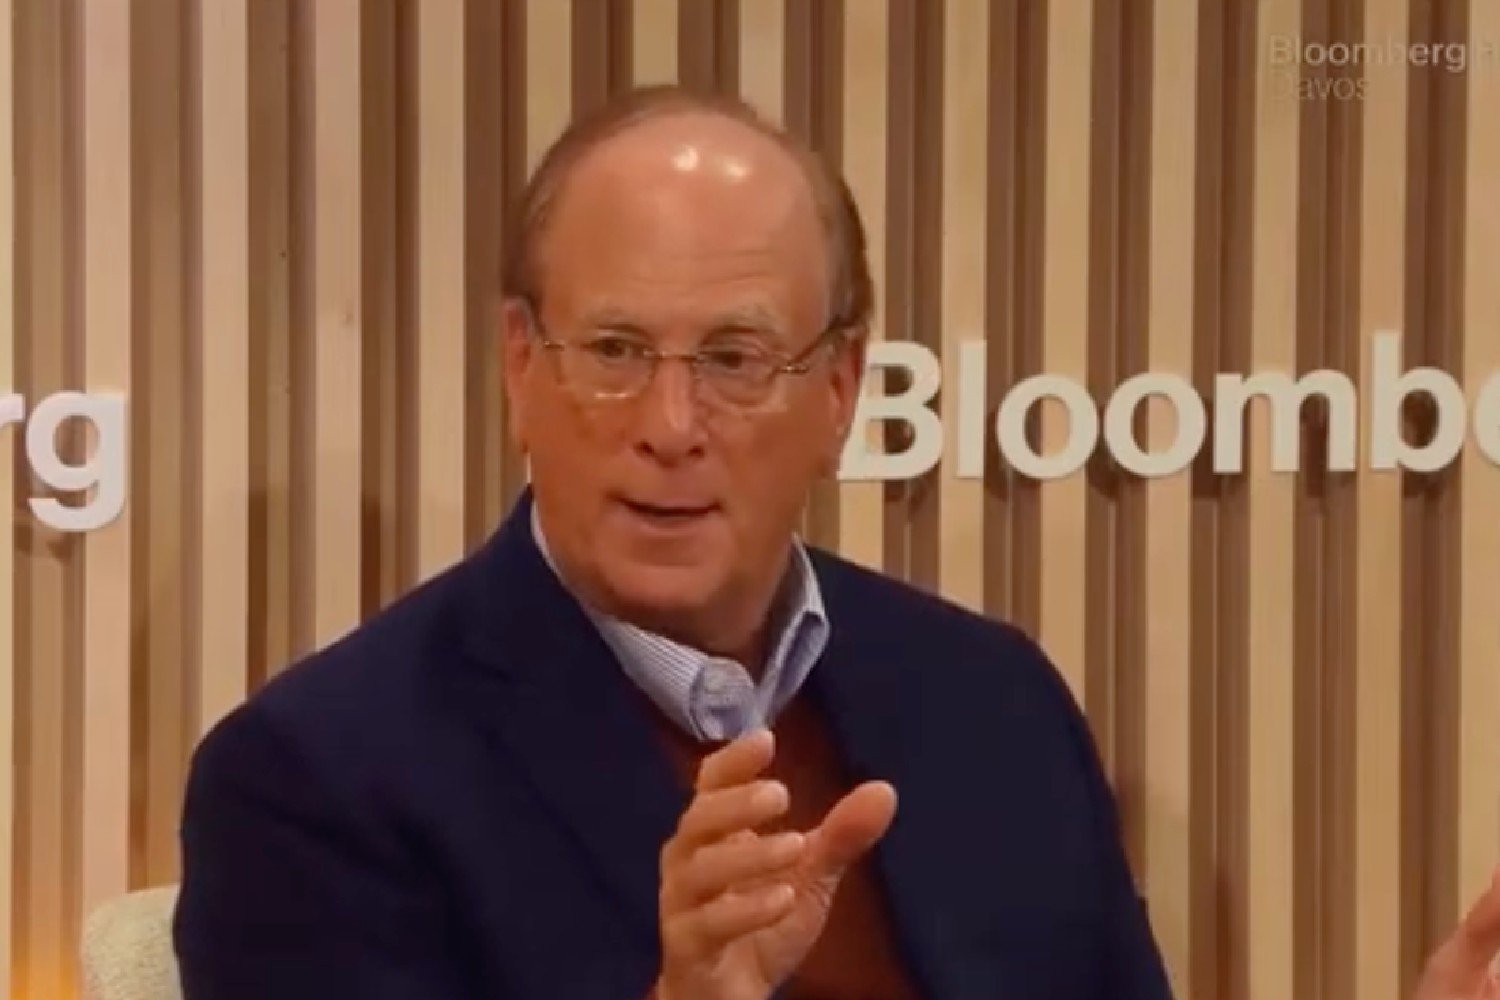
[
  {"xmin": 576, "ymin": 308, "xmax": 649, "ymax": 334},
  {"xmin": 706, "ymin": 305, "xmax": 786, "ymax": 335}
]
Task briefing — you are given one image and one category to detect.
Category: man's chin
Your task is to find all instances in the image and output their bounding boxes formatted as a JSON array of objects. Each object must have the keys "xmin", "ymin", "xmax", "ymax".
[{"xmin": 599, "ymin": 562, "xmax": 723, "ymax": 625}]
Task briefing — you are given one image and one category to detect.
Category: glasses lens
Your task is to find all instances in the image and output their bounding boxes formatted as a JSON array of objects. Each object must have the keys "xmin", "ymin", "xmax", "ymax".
[
  {"xmin": 697, "ymin": 348, "xmax": 777, "ymax": 407},
  {"xmin": 566, "ymin": 336, "xmax": 652, "ymax": 398}
]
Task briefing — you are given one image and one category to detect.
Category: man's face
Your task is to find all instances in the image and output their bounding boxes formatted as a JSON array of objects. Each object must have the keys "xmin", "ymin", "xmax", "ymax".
[{"xmin": 502, "ymin": 113, "xmax": 862, "ymax": 650}]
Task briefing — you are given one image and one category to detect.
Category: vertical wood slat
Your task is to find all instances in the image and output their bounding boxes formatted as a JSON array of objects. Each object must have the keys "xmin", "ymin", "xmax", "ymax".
[
  {"xmin": 527, "ymin": 0, "xmax": 571, "ymax": 174},
  {"xmin": 678, "ymin": 0, "xmax": 725, "ymax": 93},
  {"xmin": 784, "ymin": 0, "xmax": 844, "ymax": 550},
  {"xmin": 837, "ymin": 0, "xmax": 885, "ymax": 571},
  {"xmin": 1142, "ymin": 0, "xmax": 1197, "ymax": 991},
  {"xmin": 310, "ymin": 0, "xmax": 363, "ymax": 647},
  {"xmin": 981, "ymin": 0, "xmax": 1020, "ymax": 622},
  {"xmin": 248, "ymin": 0, "xmax": 293, "ymax": 684},
  {"xmin": 134, "ymin": 0, "xmax": 190, "ymax": 888},
  {"xmin": 0, "ymin": 0, "xmax": 13, "ymax": 988},
  {"xmin": 633, "ymin": 0, "xmax": 679, "ymax": 86},
  {"xmin": 415, "ymin": 1, "xmax": 466, "ymax": 578},
  {"xmin": 79, "ymin": 0, "xmax": 131, "ymax": 919},
  {"xmin": 16, "ymin": 1, "xmax": 74, "ymax": 992},
  {"xmin": 360, "ymin": 0, "xmax": 403, "ymax": 612},
  {"xmin": 1458, "ymin": 0, "xmax": 1500, "ymax": 924},
  {"xmin": 1354, "ymin": 0, "xmax": 1407, "ymax": 996},
  {"xmin": 736, "ymin": 0, "xmax": 782, "ymax": 124},
  {"xmin": 1037, "ymin": 0, "xmax": 1091, "ymax": 698},
  {"xmin": 196, "ymin": 0, "xmax": 250, "ymax": 736},
  {"xmin": 890, "ymin": 0, "xmax": 942, "ymax": 592},
  {"xmin": 937, "ymin": 0, "xmax": 985, "ymax": 611},
  {"xmin": 571, "ymin": 0, "xmax": 620, "ymax": 115},
  {"xmin": 462, "ymin": 0, "xmax": 522, "ymax": 543},
  {"xmin": 1246, "ymin": 1, "xmax": 1300, "ymax": 997}
]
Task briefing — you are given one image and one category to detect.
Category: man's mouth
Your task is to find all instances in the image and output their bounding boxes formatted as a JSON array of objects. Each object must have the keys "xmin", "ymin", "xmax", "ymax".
[{"xmin": 618, "ymin": 498, "xmax": 720, "ymax": 521}]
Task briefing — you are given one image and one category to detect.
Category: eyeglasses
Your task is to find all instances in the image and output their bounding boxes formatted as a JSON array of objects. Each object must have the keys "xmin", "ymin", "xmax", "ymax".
[{"xmin": 523, "ymin": 305, "xmax": 844, "ymax": 410}]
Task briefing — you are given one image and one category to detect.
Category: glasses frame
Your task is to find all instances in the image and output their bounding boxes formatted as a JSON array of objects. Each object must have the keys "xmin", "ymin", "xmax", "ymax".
[{"xmin": 518, "ymin": 297, "xmax": 849, "ymax": 406}]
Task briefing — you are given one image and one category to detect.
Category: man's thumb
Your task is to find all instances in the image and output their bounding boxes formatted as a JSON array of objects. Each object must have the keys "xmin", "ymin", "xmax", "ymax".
[
  {"xmin": 1456, "ymin": 869, "xmax": 1500, "ymax": 967},
  {"xmin": 808, "ymin": 781, "xmax": 898, "ymax": 878}
]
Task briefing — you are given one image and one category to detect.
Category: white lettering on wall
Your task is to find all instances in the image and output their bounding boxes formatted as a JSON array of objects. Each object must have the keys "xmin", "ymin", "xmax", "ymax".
[
  {"xmin": 840, "ymin": 341, "xmax": 944, "ymax": 481},
  {"xmin": 834, "ymin": 330, "xmax": 1500, "ymax": 482},
  {"xmin": 995, "ymin": 375, "xmax": 1099, "ymax": 480},
  {"xmin": 3, "ymin": 391, "xmax": 127, "ymax": 532},
  {"xmin": 1104, "ymin": 373, "xmax": 1207, "ymax": 477},
  {"xmin": 1212, "ymin": 368, "xmax": 1357, "ymax": 473},
  {"xmin": 1369, "ymin": 331, "xmax": 1468, "ymax": 472},
  {"xmin": 1475, "ymin": 371, "xmax": 1500, "ymax": 464}
]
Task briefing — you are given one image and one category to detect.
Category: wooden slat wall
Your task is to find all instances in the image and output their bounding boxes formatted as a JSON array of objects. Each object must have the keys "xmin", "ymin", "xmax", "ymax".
[
  {"xmin": 1, "ymin": 2, "xmax": 1498, "ymax": 998},
  {"xmin": 838, "ymin": 0, "xmax": 885, "ymax": 572},
  {"xmin": 78, "ymin": 0, "xmax": 133, "ymax": 933},
  {"xmin": 15, "ymin": 1, "xmax": 76, "ymax": 994},
  {"xmin": 0, "ymin": 1, "xmax": 13, "ymax": 991},
  {"xmin": 1356, "ymin": 1, "xmax": 1407, "ymax": 998},
  {"xmin": 1247, "ymin": 4, "xmax": 1300, "ymax": 998},
  {"xmin": 1459, "ymin": 0, "xmax": 1500, "ymax": 934},
  {"xmin": 194, "ymin": 0, "xmax": 250, "ymax": 738},
  {"xmin": 1145, "ymin": 1, "xmax": 1198, "ymax": 992}
]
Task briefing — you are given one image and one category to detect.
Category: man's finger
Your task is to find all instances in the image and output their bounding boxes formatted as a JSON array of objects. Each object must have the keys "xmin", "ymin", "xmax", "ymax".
[
  {"xmin": 695, "ymin": 727, "xmax": 775, "ymax": 793},
  {"xmin": 1420, "ymin": 866, "xmax": 1500, "ymax": 996},
  {"xmin": 807, "ymin": 780, "xmax": 897, "ymax": 878},
  {"xmin": 665, "ymin": 830, "xmax": 805, "ymax": 909},
  {"xmin": 1454, "ymin": 868, "xmax": 1500, "ymax": 970},
  {"xmin": 663, "ymin": 780, "xmax": 790, "ymax": 868},
  {"xmin": 662, "ymin": 882, "xmax": 796, "ymax": 960}
]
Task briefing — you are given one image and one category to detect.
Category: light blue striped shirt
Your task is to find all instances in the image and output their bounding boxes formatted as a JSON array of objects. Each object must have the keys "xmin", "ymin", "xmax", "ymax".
[{"xmin": 531, "ymin": 507, "xmax": 829, "ymax": 742}]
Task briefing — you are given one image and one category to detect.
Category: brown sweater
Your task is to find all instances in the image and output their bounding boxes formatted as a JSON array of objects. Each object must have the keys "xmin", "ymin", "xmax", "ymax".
[{"xmin": 647, "ymin": 692, "xmax": 921, "ymax": 1000}]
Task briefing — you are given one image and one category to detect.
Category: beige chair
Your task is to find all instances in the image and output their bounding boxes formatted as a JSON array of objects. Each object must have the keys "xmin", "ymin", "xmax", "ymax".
[{"xmin": 81, "ymin": 884, "xmax": 182, "ymax": 1000}]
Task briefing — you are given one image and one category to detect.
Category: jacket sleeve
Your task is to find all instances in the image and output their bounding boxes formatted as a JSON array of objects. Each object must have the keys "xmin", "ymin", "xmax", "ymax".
[{"xmin": 173, "ymin": 700, "xmax": 477, "ymax": 1000}]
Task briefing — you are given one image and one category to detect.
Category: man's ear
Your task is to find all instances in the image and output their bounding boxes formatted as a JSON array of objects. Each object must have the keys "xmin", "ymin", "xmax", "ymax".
[
  {"xmin": 500, "ymin": 297, "xmax": 536, "ymax": 452},
  {"xmin": 825, "ymin": 324, "xmax": 868, "ymax": 475}
]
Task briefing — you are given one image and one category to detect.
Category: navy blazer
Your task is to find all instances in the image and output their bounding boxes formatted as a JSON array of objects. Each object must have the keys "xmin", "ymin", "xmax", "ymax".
[{"xmin": 174, "ymin": 492, "xmax": 1174, "ymax": 999}]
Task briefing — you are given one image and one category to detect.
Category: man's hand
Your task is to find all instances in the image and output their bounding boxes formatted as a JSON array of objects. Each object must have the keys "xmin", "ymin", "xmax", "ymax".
[
  {"xmin": 1415, "ymin": 868, "xmax": 1500, "ymax": 1000},
  {"xmin": 652, "ymin": 728, "xmax": 897, "ymax": 1000}
]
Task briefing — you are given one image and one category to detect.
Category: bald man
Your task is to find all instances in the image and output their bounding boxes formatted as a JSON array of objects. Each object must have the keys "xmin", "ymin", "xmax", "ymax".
[{"xmin": 173, "ymin": 85, "xmax": 1500, "ymax": 1000}]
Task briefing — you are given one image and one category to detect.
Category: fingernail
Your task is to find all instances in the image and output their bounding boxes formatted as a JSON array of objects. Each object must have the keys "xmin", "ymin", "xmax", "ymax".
[
  {"xmin": 754, "ymin": 781, "xmax": 787, "ymax": 811},
  {"xmin": 764, "ymin": 884, "xmax": 794, "ymax": 909},
  {"xmin": 773, "ymin": 831, "xmax": 805, "ymax": 856}
]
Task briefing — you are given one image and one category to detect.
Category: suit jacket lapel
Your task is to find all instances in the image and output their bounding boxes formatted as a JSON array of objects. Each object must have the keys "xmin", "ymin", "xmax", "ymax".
[{"xmin": 452, "ymin": 494, "xmax": 689, "ymax": 949}]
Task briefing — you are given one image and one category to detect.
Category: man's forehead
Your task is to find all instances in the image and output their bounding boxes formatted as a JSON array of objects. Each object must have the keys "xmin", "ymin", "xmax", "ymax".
[
  {"xmin": 575, "ymin": 299, "xmax": 790, "ymax": 330},
  {"xmin": 567, "ymin": 111, "xmax": 813, "ymax": 207}
]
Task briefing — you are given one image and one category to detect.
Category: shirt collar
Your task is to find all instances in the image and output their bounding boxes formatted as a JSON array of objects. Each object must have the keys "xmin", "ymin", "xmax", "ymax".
[{"xmin": 529, "ymin": 504, "xmax": 829, "ymax": 741}]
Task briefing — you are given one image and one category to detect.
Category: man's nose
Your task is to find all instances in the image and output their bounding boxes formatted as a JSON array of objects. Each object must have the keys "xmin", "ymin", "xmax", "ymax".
[{"xmin": 633, "ymin": 358, "xmax": 705, "ymax": 463}]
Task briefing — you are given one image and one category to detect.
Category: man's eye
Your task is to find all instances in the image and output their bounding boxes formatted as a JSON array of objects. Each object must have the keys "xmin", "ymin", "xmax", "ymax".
[
  {"xmin": 583, "ymin": 336, "xmax": 647, "ymax": 363},
  {"xmin": 701, "ymin": 347, "xmax": 768, "ymax": 374}
]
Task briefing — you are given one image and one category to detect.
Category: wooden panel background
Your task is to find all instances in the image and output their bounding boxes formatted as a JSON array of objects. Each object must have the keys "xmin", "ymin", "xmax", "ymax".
[{"xmin": 2, "ymin": 1, "xmax": 1498, "ymax": 998}]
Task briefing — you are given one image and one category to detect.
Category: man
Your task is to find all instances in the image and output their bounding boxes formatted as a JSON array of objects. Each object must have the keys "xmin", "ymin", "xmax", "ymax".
[{"xmin": 174, "ymin": 85, "xmax": 1500, "ymax": 999}]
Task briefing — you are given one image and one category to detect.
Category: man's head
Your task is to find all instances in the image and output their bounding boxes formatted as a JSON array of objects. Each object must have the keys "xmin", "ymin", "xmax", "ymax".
[{"xmin": 500, "ymin": 86, "xmax": 872, "ymax": 661}]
